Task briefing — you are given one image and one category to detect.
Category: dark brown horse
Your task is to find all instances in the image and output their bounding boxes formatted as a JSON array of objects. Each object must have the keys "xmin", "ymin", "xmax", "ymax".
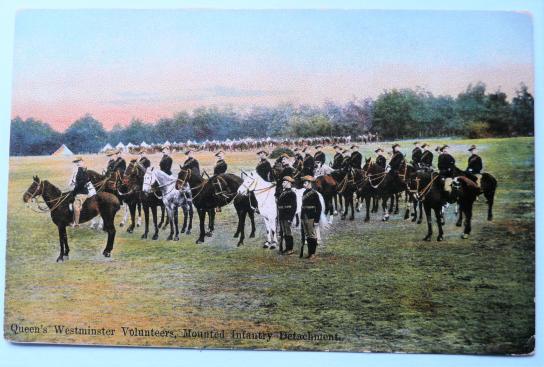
[
  {"xmin": 314, "ymin": 174, "xmax": 338, "ymax": 222},
  {"xmin": 451, "ymin": 175, "xmax": 492, "ymax": 238},
  {"xmin": 23, "ymin": 176, "xmax": 121, "ymax": 262},
  {"xmin": 453, "ymin": 167, "xmax": 497, "ymax": 222},
  {"xmin": 176, "ymin": 167, "xmax": 244, "ymax": 244}
]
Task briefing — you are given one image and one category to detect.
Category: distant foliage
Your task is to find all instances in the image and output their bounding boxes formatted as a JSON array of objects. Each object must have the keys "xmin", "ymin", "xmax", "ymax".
[
  {"xmin": 269, "ymin": 147, "xmax": 294, "ymax": 159},
  {"xmin": 10, "ymin": 82, "xmax": 534, "ymax": 155}
]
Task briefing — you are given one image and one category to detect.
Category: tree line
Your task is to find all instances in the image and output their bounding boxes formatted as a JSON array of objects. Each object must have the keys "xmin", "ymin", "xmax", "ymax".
[{"xmin": 10, "ymin": 82, "xmax": 533, "ymax": 156}]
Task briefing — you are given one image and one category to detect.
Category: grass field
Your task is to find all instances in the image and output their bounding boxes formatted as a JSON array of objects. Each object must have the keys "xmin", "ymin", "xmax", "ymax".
[{"xmin": 3, "ymin": 137, "xmax": 534, "ymax": 354}]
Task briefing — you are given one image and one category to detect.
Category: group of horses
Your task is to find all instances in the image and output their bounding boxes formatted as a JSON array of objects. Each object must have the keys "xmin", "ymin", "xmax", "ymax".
[{"xmin": 22, "ymin": 149, "xmax": 496, "ymax": 262}]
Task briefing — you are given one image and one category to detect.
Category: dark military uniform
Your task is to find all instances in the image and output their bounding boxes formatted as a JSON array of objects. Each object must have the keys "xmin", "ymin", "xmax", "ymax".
[
  {"xmin": 466, "ymin": 154, "xmax": 483, "ymax": 182},
  {"xmin": 214, "ymin": 159, "xmax": 228, "ymax": 175},
  {"xmin": 438, "ymin": 153, "xmax": 455, "ymax": 177},
  {"xmin": 111, "ymin": 157, "xmax": 126, "ymax": 175},
  {"xmin": 106, "ymin": 158, "xmax": 115, "ymax": 174},
  {"xmin": 376, "ymin": 155, "xmax": 387, "ymax": 170},
  {"xmin": 73, "ymin": 167, "xmax": 90, "ymax": 195},
  {"xmin": 350, "ymin": 151, "xmax": 363, "ymax": 169},
  {"xmin": 256, "ymin": 158, "xmax": 273, "ymax": 182},
  {"xmin": 183, "ymin": 157, "xmax": 200, "ymax": 177},
  {"xmin": 302, "ymin": 154, "xmax": 315, "ymax": 176},
  {"xmin": 411, "ymin": 147, "xmax": 423, "ymax": 166},
  {"xmin": 301, "ymin": 188, "xmax": 322, "ymax": 257},
  {"xmin": 138, "ymin": 156, "xmax": 151, "ymax": 169},
  {"xmin": 314, "ymin": 150, "xmax": 326, "ymax": 166},
  {"xmin": 275, "ymin": 165, "xmax": 295, "ymax": 197},
  {"xmin": 159, "ymin": 154, "xmax": 173, "ymax": 175},
  {"xmin": 420, "ymin": 150, "xmax": 433, "ymax": 168},
  {"xmin": 389, "ymin": 151, "xmax": 405, "ymax": 172},
  {"xmin": 341, "ymin": 155, "xmax": 351, "ymax": 171},
  {"xmin": 332, "ymin": 152, "xmax": 343, "ymax": 169},
  {"xmin": 277, "ymin": 188, "xmax": 297, "ymax": 252}
]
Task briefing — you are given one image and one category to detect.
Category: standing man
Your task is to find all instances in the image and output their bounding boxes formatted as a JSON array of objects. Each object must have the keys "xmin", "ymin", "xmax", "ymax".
[
  {"xmin": 256, "ymin": 150, "xmax": 273, "ymax": 182},
  {"xmin": 302, "ymin": 147, "xmax": 315, "ymax": 176},
  {"xmin": 331, "ymin": 145, "xmax": 343, "ymax": 169},
  {"xmin": 466, "ymin": 145, "xmax": 483, "ymax": 183},
  {"xmin": 276, "ymin": 153, "xmax": 295, "ymax": 197},
  {"xmin": 182, "ymin": 149, "xmax": 200, "ymax": 176},
  {"xmin": 411, "ymin": 141, "xmax": 423, "ymax": 167},
  {"xmin": 420, "ymin": 143, "xmax": 434, "ymax": 169},
  {"xmin": 68, "ymin": 157, "xmax": 96, "ymax": 228},
  {"xmin": 375, "ymin": 147, "xmax": 387, "ymax": 170},
  {"xmin": 277, "ymin": 176, "xmax": 298, "ymax": 255},
  {"xmin": 350, "ymin": 145, "xmax": 362, "ymax": 169},
  {"xmin": 213, "ymin": 150, "xmax": 228, "ymax": 175},
  {"xmin": 388, "ymin": 144, "xmax": 405, "ymax": 174},
  {"xmin": 301, "ymin": 175, "xmax": 322, "ymax": 259},
  {"xmin": 314, "ymin": 144, "xmax": 326, "ymax": 166},
  {"xmin": 160, "ymin": 146, "xmax": 173, "ymax": 175}
]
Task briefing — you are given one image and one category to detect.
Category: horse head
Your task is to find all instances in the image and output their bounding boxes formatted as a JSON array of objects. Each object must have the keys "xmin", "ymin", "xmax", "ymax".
[
  {"xmin": 238, "ymin": 171, "xmax": 257, "ymax": 195},
  {"xmin": 23, "ymin": 175, "xmax": 43, "ymax": 203}
]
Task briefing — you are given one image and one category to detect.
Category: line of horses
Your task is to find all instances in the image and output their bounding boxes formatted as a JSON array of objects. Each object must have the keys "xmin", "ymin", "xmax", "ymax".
[{"xmin": 22, "ymin": 154, "xmax": 496, "ymax": 262}]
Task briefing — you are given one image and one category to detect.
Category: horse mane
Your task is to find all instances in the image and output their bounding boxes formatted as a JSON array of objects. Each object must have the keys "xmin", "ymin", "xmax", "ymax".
[{"xmin": 42, "ymin": 180, "xmax": 62, "ymax": 197}]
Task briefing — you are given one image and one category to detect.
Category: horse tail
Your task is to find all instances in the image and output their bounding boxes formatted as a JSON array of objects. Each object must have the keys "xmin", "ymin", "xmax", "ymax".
[{"xmin": 317, "ymin": 192, "xmax": 330, "ymax": 231}]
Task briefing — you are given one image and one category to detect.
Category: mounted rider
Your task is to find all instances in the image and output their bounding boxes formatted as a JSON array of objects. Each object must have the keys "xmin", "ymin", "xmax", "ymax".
[
  {"xmin": 293, "ymin": 148, "xmax": 304, "ymax": 174},
  {"xmin": 437, "ymin": 145, "xmax": 456, "ymax": 192},
  {"xmin": 137, "ymin": 148, "xmax": 151, "ymax": 169},
  {"xmin": 466, "ymin": 145, "xmax": 483, "ymax": 185},
  {"xmin": 411, "ymin": 141, "xmax": 423, "ymax": 168},
  {"xmin": 68, "ymin": 157, "xmax": 96, "ymax": 228},
  {"xmin": 277, "ymin": 176, "xmax": 298, "ymax": 255},
  {"xmin": 256, "ymin": 150, "xmax": 273, "ymax": 182},
  {"xmin": 213, "ymin": 150, "xmax": 228, "ymax": 175},
  {"xmin": 107, "ymin": 149, "xmax": 126, "ymax": 177},
  {"xmin": 375, "ymin": 147, "xmax": 387, "ymax": 170},
  {"xmin": 160, "ymin": 146, "xmax": 173, "ymax": 176},
  {"xmin": 105, "ymin": 149, "xmax": 117, "ymax": 173},
  {"xmin": 388, "ymin": 144, "xmax": 405, "ymax": 173},
  {"xmin": 182, "ymin": 149, "xmax": 200, "ymax": 177},
  {"xmin": 302, "ymin": 146, "xmax": 315, "ymax": 176},
  {"xmin": 419, "ymin": 143, "xmax": 434, "ymax": 170},
  {"xmin": 301, "ymin": 175, "xmax": 322, "ymax": 260},
  {"xmin": 331, "ymin": 145, "xmax": 344, "ymax": 170},
  {"xmin": 350, "ymin": 145, "xmax": 362, "ymax": 169},
  {"xmin": 313, "ymin": 144, "xmax": 326, "ymax": 166}
]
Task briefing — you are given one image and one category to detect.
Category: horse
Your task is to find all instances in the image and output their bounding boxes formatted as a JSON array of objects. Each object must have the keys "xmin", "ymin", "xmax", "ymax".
[
  {"xmin": 143, "ymin": 168, "xmax": 193, "ymax": 241},
  {"xmin": 237, "ymin": 171, "xmax": 278, "ymax": 248},
  {"xmin": 23, "ymin": 176, "xmax": 121, "ymax": 262},
  {"xmin": 452, "ymin": 166, "xmax": 497, "ymax": 222},
  {"xmin": 122, "ymin": 159, "xmax": 168, "ymax": 240},
  {"xmin": 314, "ymin": 169, "xmax": 338, "ymax": 224},
  {"xmin": 330, "ymin": 168, "xmax": 358, "ymax": 221},
  {"xmin": 176, "ymin": 167, "xmax": 243, "ymax": 244}
]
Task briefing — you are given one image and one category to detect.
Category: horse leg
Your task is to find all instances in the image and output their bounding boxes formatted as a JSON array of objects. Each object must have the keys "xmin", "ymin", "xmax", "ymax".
[
  {"xmin": 137, "ymin": 202, "xmax": 142, "ymax": 227},
  {"xmin": 187, "ymin": 205, "xmax": 193, "ymax": 235},
  {"xmin": 158, "ymin": 205, "xmax": 165, "ymax": 228},
  {"xmin": 434, "ymin": 207, "xmax": 444, "ymax": 241},
  {"xmin": 333, "ymin": 194, "xmax": 338, "ymax": 215},
  {"xmin": 233, "ymin": 208, "xmax": 242, "ymax": 238},
  {"xmin": 423, "ymin": 202, "xmax": 432, "ymax": 241},
  {"xmin": 166, "ymin": 206, "xmax": 174, "ymax": 241},
  {"xmin": 456, "ymin": 204, "xmax": 463, "ymax": 227},
  {"xmin": 461, "ymin": 199, "xmax": 474, "ymax": 239},
  {"xmin": 151, "ymin": 204, "xmax": 159, "ymax": 240},
  {"xmin": 141, "ymin": 203, "xmax": 149, "ymax": 239},
  {"xmin": 119, "ymin": 202, "xmax": 128, "ymax": 227},
  {"xmin": 388, "ymin": 195, "xmax": 395, "ymax": 216},
  {"xmin": 382, "ymin": 195, "xmax": 390, "ymax": 221},
  {"xmin": 349, "ymin": 193, "xmax": 355, "ymax": 220},
  {"xmin": 364, "ymin": 195, "xmax": 371, "ymax": 222},
  {"xmin": 56, "ymin": 226, "xmax": 66, "ymax": 262},
  {"xmin": 206, "ymin": 209, "xmax": 215, "ymax": 237},
  {"xmin": 196, "ymin": 208, "xmax": 206, "ymax": 244},
  {"xmin": 484, "ymin": 189, "xmax": 495, "ymax": 221},
  {"xmin": 394, "ymin": 193, "xmax": 400, "ymax": 214},
  {"xmin": 249, "ymin": 210, "xmax": 256, "ymax": 238},
  {"xmin": 341, "ymin": 194, "xmax": 348, "ymax": 220},
  {"xmin": 236, "ymin": 210, "xmax": 247, "ymax": 246},
  {"xmin": 174, "ymin": 206, "xmax": 179, "ymax": 241},
  {"xmin": 127, "ymin": 201, "xmax": 136, "ymax": 233},
  {"xmin": 180, "ymin": 205, "xmax": 188, "ymax": 234},
  {"xmin": 417, "ymin": 201, "xmax": 423, "ymax": 224}
]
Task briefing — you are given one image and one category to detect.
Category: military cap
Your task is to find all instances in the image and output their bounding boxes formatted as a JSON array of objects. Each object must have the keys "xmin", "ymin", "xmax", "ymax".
[
  {"xmin": 342, "ymin": 149, "xmax": 350, "ymax": 154},
  {"xmin": 162, "ymin": 146, "xmax": 170, "ymax": 152},
  {"xmin": 282, "ymin": 176, "xmax": 295, "ymax": 183},
  {"xmin": 374, "ymin": 147, "xmax": 384, "ymax": 153},
  {"xmin": 421, "ymin": 143, "xmax": 429, "ymax": 148},
  {"xmin": 440, "ymin": 145, "xmax": 449, "ymax": 152},
  {"xmin": 468, "ymin": 145, "xmax": 477, "ymax": 151},
  {"xmin": 280, "ymin": 153, "xmax": 290, "ymax": 159},
  {"xmin": 315, "ymin": 144, "xmax": 323, "ymax": 149},
  {"xmin": 350, "ymin": 145, "xmax": 359, "ymax": 149},
  {"xmin": 257, "ymin": 150, "xmax": 269, "ymax": 156},
  {"xmin": 302, "ymin": 147, "xmax": 310, "ymax": 152},
  {"xmin": 184, "ymin": 149, "xmax": 193, "ymax": 155},
  {"xmin": 333, "ymin": 145, "xmax": 341, "ymax": 149},
  {"xmin": 413, "ymin": 141, "xmax": 420, "ymax": 145},
  {"xmin": 392, "ymin": 143, "xmax": 401, "ymax": 150},
  {"xmin": 72, "ymin": 156, "xmax": 84, "ymax": 163},
  {"xmin": 215, "ymin": 150, "xmax": 224, "ymax": 157},
  {"xmin": 105, "ymin": 150, "xmax": 116, "ymax": 157},
  {"xmin": 301, "ymin": 175, "xmax": 315, "ymax": 182}
]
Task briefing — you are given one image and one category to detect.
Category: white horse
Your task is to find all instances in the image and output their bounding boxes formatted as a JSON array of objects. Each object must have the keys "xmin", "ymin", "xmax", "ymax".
[
  {"xmin": 238, "ymin": 172, "xmax": 278, "ymax": 249},
  {"xmin": 143, "ymin": 167, "xmax": 192, "ymax": 241}
]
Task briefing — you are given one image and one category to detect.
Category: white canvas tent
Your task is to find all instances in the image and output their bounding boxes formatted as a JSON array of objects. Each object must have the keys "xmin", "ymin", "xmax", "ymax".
[
  {"xmin": 163, "ymin": 140, "xmax": 171, "ymax": 147},
  {"xmin": 51, "ymin": 144, "xmax": 74, "ymax": 156},
  {"xmin": 140, "ymin": 141, "xmax": 150, "ymax": 148},
  {"xmin": 100, "ymin": 143, "xmax": 113, "ymax": 153},
  {"xmin": 126, "ymin": 142, "xmax": 135, "ymax": 149},
  {"xmin": 115, "ymin": 142, "xmax": 127, "ymax": 152}
]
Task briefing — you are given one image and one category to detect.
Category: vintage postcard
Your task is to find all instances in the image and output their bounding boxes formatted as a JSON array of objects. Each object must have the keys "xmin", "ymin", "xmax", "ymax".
[{"xmin": 4, "ymin": 9, "xmax": 534, "ymax": 354}]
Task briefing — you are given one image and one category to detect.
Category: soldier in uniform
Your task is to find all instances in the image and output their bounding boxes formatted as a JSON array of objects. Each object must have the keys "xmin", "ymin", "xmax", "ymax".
[
  {"xmin": 314, "ymin": 145, "xmax": 326, "ymax": 166},
  {"xmin": 277, "ymin": 176, "xmax": 298, "ymax": 255},
  {"xmin": 420, "ymin": 143, "xmax": 434, "ymax": 170},
  {"xmin": 110, "ymin": 149, "xmax": 127, "ymax": 176},
  {"xmin": 301, "ymin": 176, "xmax": 322, "ymax": 259},
  {"xmin": 302, "ymin": 147, "xmax": 315, "ymax": 176},
  {"xmin": 388, "ymin": 143, "xmax": 405, "ymax": 173},
  {"xmin": 137, "ymin": 148, "xmax": 151, "ymax": 169},
  {"xmin": 466, "ymin": 145, "xmax": 483, "ymax": 183},
  {"xmin": 411, "ymin": 141, "xmax": 423, "ymax": 167},
  {"xmin": 437, "ymin": 145, "xmax": 456, "ymax": 192},
  {"xmin": 182, "ymin": 149, "xmax": 200, "ymax": 176},
  {"xmin": 68, "ymin": 157, "xmax": 96, "ymax": 228},
  {"xmin": 159, "ymin": 146, "xmax": 173, "ymax": 175},
  {"xmin": 105, "ymin": 150, "xmax": 117, "ymax": 174},
  {"xmin": 293, "ymin": 148, "xmax": 304, "ymax": 174},
  {"xmin": 350, "ymin": 145, "xmax": 362, "ymax": 169},
  {"xmin": 256, "ymin": 150, "xmax": 273, "ymax": 182},
  {"xmin": 375, "ymin": 147, "xmax": 387, "ymax": 170},
  {"xmin": 341, "ymin": 149, "xmax": 352, "ymax": 171},
  {"xmin": 276, "ymin": 154, "xmax": 295, "ymax": 197},
  {"xmin": 331, "ymin": 145, "xmax": 344, "ymax": 169},
  {"xmin": 213, "ymin": 150, "xmax": 228, "ymax": 175}
]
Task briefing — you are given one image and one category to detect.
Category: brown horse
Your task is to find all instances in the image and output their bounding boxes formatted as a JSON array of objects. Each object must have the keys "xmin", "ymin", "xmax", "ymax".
[
  {"xmin": 314, "ymin": 174, "xmax": 338, "ymax": 222},
  {"xmin": 451, "ymin": 176, "xmax": 489, "ymax": 238},
  {"xmin": 23, "ymin": 176, "xmax": 121, "ymax": 262}
]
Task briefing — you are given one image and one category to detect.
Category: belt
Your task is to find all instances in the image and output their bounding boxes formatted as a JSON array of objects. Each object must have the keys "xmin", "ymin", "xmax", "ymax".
[
  {"xmin": 278, "ymin": 205, "xmax": 294, "ymax": 209},
  {"xmin": 302, "ymin": 206, "xmax": 316, "ymax": 209}
]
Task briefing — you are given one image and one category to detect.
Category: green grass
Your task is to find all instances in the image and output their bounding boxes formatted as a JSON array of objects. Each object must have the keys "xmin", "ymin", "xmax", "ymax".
[{"xmin": 3, "ymin": 137, "xmax": 534, "ymax": 354}]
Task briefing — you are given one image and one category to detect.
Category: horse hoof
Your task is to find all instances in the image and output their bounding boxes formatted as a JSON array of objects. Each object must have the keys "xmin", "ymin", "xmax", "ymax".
[
  {"xmin": 349, "ymin": 217, "xmax": 354, "ymax": 221},
  {"xmin": 488, "ymin": 216, "xmax": 493, "ymax": 221},
  {"xmin": 364, "ymin": 218, "xmax": 370, "ymax": 222},
  {"xmin": 437, "ymin": 235, "xmax": 443, "ymax": 241},
  {"xmin": 233, "ymin": 233, "xmax": 240, "ymax": 238},
  {"xmin": 237, "ymin": 242, "xmax": 243, "ymax": 247},
  {"xmin": 269, "ymin": 244, "xmax": 277, "ymax": 250},
  {"xmin": 423, "ymin": 236, "xmax": 431, "ymax": 242},
  {"xmin": 167, "ymin": 235, "xmax": 173, "ymax": 241},
  {"xmin": 417, "ymin": 220, "xmax": 422, "ymax": 225},
  {"xmin": 196, "ymin": 238, "xmax": 204, "ymax": 244},
  {"xmin": 461, "ymin": 234, "xmax": 469, "ymax": 239},
  {"xmin": 104, "ymin": 252, "xmax": 111, "ymax": 258},
  {"xmin": 152, "ymin": 234, "xmax": 159, "ymax": 240},
  {"xmin": 127, "ymin": 228, "xmax": 133, "ymax": 233},
  {"xmin": 186, "ymin": 230, "xmax": 191, "ymax": 235},
  {"xmin": 455, "ymin": 221, "xmax": 462, "ymax": 227},
  {"xmin": 141, "ymin": 233, "xmax": 148, "ymax": 239},
  {"xmin": 333, "ymin": 210, "xmax": 338, "ymax": 215},
  {"xmin": 263, "ymin": 243, "xmax": 270, "ymax": 249},
  {"xmin": 174, "ymin": 236, "xmax": 179, "ymax": 241},
  {"xmin": 356, "ymin": 208, "xmax": 360, "ymax": 213},
  {"xmin": 205, "ymin": 231, "xmax": 213, "ymax": 237},
  {"xmin": 56, "ymin": 256, "xmax": 64, "ymax": 262},
  {"xmin": 341, "ymin": 216, "xmax": 346, "ymax": 220},
  {"xmin": 249, "ymin": 233, "xmax": 255, "ymax": 238}
]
